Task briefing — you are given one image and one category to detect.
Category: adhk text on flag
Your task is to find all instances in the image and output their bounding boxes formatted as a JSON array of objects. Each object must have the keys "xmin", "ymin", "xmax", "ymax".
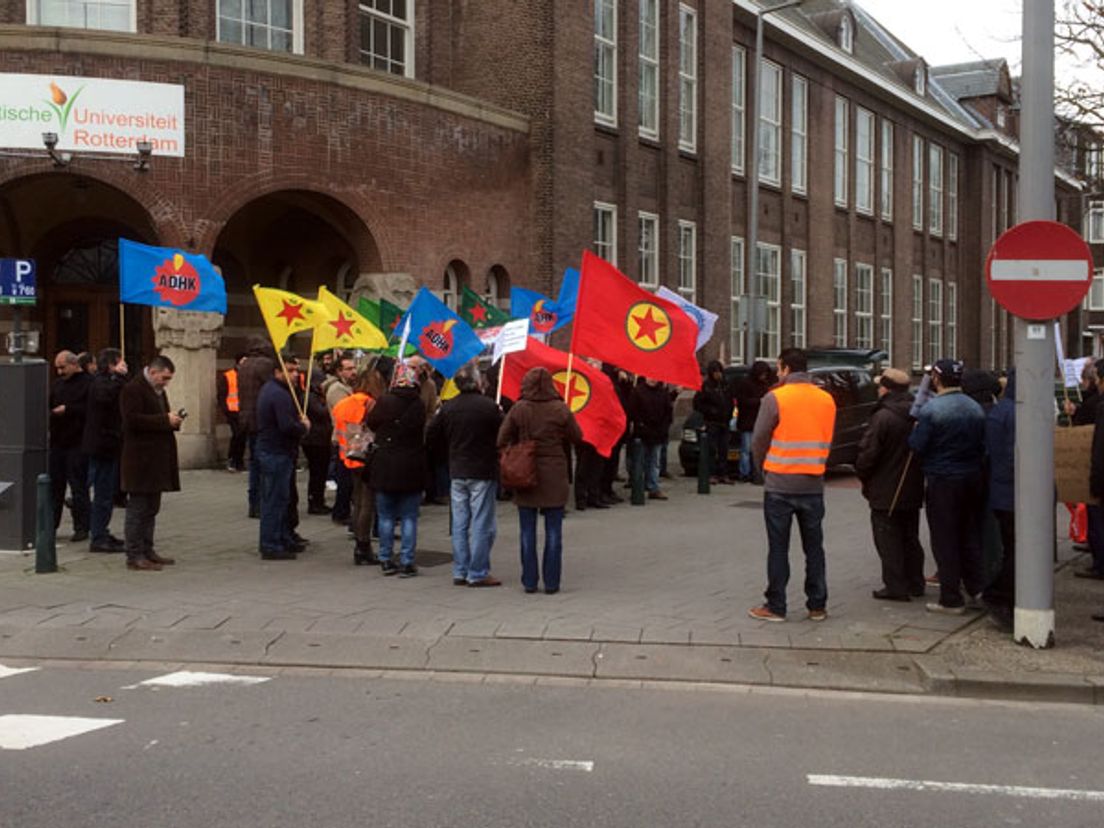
[
  {"xmin": 119, "ymin": 238, "xmax": 227, "ymax": 314},
  {"xmin": 397, "ymin": 287, "xmax": 485, "ymax": 379}
]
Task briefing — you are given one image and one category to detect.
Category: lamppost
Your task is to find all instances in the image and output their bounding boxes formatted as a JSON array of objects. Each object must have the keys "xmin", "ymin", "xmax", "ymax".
[{"xmin": 745, "ymin": 0, "xmax": 802, "ymax": 365}]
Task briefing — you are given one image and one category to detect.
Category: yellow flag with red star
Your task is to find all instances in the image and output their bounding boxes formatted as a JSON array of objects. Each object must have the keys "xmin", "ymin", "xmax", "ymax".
[
  {"xmin": 313, "ymin": 285, "xmax": 389, "ymax": 352},
  {"xmin": 253, "ymin": 285, "xmax": 328, "ymax": 350}
]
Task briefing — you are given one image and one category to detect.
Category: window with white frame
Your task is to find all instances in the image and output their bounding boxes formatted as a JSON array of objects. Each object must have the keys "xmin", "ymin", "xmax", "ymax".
[
  {"xmin": 833, "ymin": 258, "xmax": 848, "ymax": 346},
  {"xmin": 731, "ymin": 237, "xmax": 745, "ymax": 363},
  {"xmin": 839, "ymin": 15, "xmax": 853, "ymax": 53},
  {"xmin": 731, "ymin": 46, "xmax": 746, "ymax": 174},
  {"xmin": 946, "ymin": 281, "xmax": 957, "ymax": 359},
  {"xmin": 880, "ymin": 120, "xmax": 894, "ymax": 220},
  {"xmin": 638, "ymin": 212, "xmax": 659, "ymax": 287},
  {"xmin": 879, "ymin": 268, "xmax": 893, "ymax": 363},
  {"xmin": 759, "ymin": 59, "xmax": 783, "ymax": 185},
  {"xmin": 855, "ymin": 263, "xmax": 874, "ymax": 348},
  {"xmin": 791, "ymin": 75, "xmax": 808, "ymax": 195},
  {"xmin": 443, "ymin": 263, "xmax": 462, "ymax": 311},
  {"xmin": 912, "ymin": 135, "xmax": 924, "ymax": 230},
  {"xmin": 915, "ymin": 65, "xmax": 926, "ymax": 96},
  {"xmin": 928, "ymin": 277, "xmax": 943, "ymax": 364},
  {"xmin": 638, "ymin": 0, "xmax": 659, "ymax": 138},
  {"xmin": 911, "ymin": 275, "xmax": 924, "ymax": 370},
  {"xmin": 758, "ymin": 244, "xmax": 782, "ymax": 360},
  {"xmin": 358, "ymin": 0, "xmax": 412, "ymax": 74},
  {"xmin": 678, "ymin": 5, "xmax": 697, "ymax": 152},
  {"xmin": 593, "ymin": 202, "xmax": 617, "ymax": 265},
  {"xmin": 855, "ymin": 108, "xmax": 875, "ymax": 214},
  {"xmin": 834, "ymin": 97, "xmax": 849, "ymax": 207},
  {"xmin": 791, "ymin": 249, "xmax": 807, "ymax": 348},
  {"xmin": 1085, "ymin": 201, "xmax": 1104, "ymax": 243},
  {"xmin": 678, "ymin": 220, "xmax": 696, "ymax": 302},
  {"xmin": 594, "ymin": 0, "xmax": 617, "ymax": 125},
  {"xmin": 1091, "ymin": 269, "xmax": 1104, "ymax": 310},
  {"xmin": 948, "ymin": 154, "xmax": 959, "ymax": 241},
  {"xmin": 929, "ymin": 144, "xmax": 944, "ymax": 236},
  {"xmin": 29, "ymin": 0, "xmax": 134, "ymax": 31},
  {"xmin": 218, "ymin": 0, "xmax": 302, "ymax": 52}
]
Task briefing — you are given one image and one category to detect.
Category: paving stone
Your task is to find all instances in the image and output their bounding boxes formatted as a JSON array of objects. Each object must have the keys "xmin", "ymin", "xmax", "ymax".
[
  {"xmin": 107, "ymin": 629, "xmax": 278, "ymax": 663},
  {"xmin": 738, "ymin": 630, "xmax": 793, "ymax": 648},
  {"xmin": 447, "ymin": 618, "xmax": 503, "ymax": 638},
  {"xmin": 589, "ymin": 624, "xmax": 643, "ymax": 643},
  {"xmin": 596, "ymin": 643, "xmax": 770, "ymax": 684},
  {"xmin": 541, "ymin": 620, "xmax": 595, "ymax": 641},
  {"xmin": 0, "ymin": 627, "xmax": 122, "ymax": 660},
  {"xmin": 263, "ymin": 633, "xmax": 429, "ymax": 670},
  {"xmin": 173, "ymin": 613, "xmax": 231, "ymax": 630},
  {"xmin": 640, "ymin": 626, "xmax": 692, "ymax": 645},
  {"xmin": 495, "ymin": 620, "xmax": 549, "ymax": 640},
  {"xmin": 765, "ymin": 650, "xmax": 926, "ymax": 694},
  {"xmin": 428, "ymin": 637, "xmax": 597, "ymax": 677}
]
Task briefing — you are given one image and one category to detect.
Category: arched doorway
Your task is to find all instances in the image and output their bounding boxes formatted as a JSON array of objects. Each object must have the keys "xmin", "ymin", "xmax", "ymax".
[
  {"xmin": 486, "ymin": 265, "xmax": 510, "ymax": 310},
  {"xmin": 443, "ymin": 259, "xmax": 470, "ymax": 311}
]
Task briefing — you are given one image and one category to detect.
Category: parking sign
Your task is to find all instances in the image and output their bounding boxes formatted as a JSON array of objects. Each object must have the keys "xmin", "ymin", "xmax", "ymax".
[{"xmin": 0, "ymin": 259, "xmax": 36, "ymax": 305}]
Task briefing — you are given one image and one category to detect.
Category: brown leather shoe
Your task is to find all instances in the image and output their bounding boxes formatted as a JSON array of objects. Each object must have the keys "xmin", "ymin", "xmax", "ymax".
[
  {"xmin": 468, "ymin": 576, "xmax": 502, "ymax": 587},
  {"xmin": 126, "ymin": 558, "xmax": 162, "ymax": 571},
  {"xmin": 147, "ymin": 552, "xmax": 175, "ymax": 566}
]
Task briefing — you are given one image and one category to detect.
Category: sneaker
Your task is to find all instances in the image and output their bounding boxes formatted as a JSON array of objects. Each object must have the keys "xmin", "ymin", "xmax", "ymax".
[
  {"xmin": 69, "ymin": 529, "xmax": 89, "ymax": 543},
  {"xmin": 380, "ymin": 560, "xmax": 399, "ymax": 576},
  {"xmin": 747, "ymin": 605, "xmax": 785, "ymax": 622},
  {"xmin": 647, "ymin": 490, "xmax": 669, "ymax": 500},
  {"xmin": 398, "ymin": 564, "xmax": 418, "ymax": 578},
  {"xmin": 807, "ymin": 608, "xmax": 828, "ymax": 622},
  {"xmin": 325, "ymin": 480, "xmax": 338, "ymax": 492},
  {"xmin": 925, "ymin": 573, "xmax": 940, "ymax": 585},
  {"xmin": 925, "ymin": 602, "xmax": 965, "ymax": 615}
]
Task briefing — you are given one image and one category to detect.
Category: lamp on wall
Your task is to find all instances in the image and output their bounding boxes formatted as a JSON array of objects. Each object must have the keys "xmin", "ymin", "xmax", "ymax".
[
  {"xmin": 134, "ymin": 141, "xmax": 153, "ymax": 172},
  {"xmin": 42, "ymin": 132, "xmax": 71, "ymax": 168}
]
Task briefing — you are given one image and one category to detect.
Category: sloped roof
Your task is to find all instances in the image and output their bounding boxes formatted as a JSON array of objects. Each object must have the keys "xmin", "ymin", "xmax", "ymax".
[{"xmin": 930, "ymin": 59, "xmax": 1008, "ymax": 100}]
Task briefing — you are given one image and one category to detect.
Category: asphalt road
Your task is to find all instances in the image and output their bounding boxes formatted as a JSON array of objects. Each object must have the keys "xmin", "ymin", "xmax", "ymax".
[{"xmin": 2, "ymin": 662, "xmax": 1103, "ymax": 828}]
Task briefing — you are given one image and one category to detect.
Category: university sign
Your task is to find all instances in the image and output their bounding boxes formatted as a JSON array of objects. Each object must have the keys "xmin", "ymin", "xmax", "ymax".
[{"xmin": 0, "ymin": 73, "xmax": 185, "ymax": 157}]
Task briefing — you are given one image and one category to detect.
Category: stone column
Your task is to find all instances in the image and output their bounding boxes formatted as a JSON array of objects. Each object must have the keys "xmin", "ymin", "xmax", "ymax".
[{"xmin": 153, "ymin": 308, "xmax": 223, "ymax": 469}]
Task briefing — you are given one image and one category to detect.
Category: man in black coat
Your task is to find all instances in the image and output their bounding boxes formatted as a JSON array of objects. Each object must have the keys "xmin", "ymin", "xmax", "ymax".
[
  {"xmin": 855, "ymin": 368, "xmax": 926, "ymax": 600},
  {"xmin": 629, "ymin": 377, "xmax": 671, "ymax": 500},
  {"xmin": 49, "ymin": 349, "xmax": 93, "ymax": 541},
  {"xmin": 237, "ymin": 336, "xmax": 276, "ymax": 518},
  {"xmin": 255, "ymin": 356, "xmax": 310, "ymax": 560},
  {"xmin": 693, "ymin": 360, "xmax": 735, "ymax": 484},
  {"xmin": 82, "ymin": 348, "xmax": 128, "ymax": 552},
  {"xmin": 734, "ymin": 361, "xmax": 774, "ymax": 483}
]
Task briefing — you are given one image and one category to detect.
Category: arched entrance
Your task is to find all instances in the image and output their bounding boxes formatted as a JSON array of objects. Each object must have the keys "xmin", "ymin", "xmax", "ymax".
[{"xmin": 0, "ymin": 173, "xmax": 158, "ymax": 362}]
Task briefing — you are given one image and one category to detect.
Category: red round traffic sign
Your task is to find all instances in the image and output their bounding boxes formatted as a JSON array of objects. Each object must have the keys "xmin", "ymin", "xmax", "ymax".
[{"xmin": 985, "ymin": 220, "xmax": 1094, "ymax": 320}]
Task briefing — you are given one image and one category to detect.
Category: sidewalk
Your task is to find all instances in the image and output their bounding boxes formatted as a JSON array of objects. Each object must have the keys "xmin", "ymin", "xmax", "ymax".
[{"xmin": 0, "ymin": 466, "xmax": 1101, "ymax": 703}]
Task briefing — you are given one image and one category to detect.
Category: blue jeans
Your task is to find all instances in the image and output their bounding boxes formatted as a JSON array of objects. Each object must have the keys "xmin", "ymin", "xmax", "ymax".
[
  {"xmin": 376, "ymin": 490, "xmax": 420, "ymax": 566},
  {"xmin": 518, "ymin": 506, "xmax": 564, "ymax": 591},
  {"xmin": 450, "ymin": 478, "xmax": 498, "ymax": 582},
  {"xmin": 88, "ymin": 455, "xmax": 119, "ymax": 543},
  {"xmin": 643, "ymin": 442, "xmax": 661, "ymax": 493},
  {"xmin": 737, "ymin": 430, "xmax": 754, "ymax": 480},
  {"xmin": 763, "ymin": 491, "xmax": 827, "ymax": 616},
  {"xmin": 258, "ymin": 450, "xmax": 295, "ymax": 553}
]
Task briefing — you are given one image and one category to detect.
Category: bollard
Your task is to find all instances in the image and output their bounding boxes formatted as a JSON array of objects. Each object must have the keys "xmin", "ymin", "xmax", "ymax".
[
  {"xmin": 34, "ymin": 473, "xmax": 57, "ymax": 574},
  {"xmin": 629, "ymin": 438, "xmax": 646, "ymax": 506},
  {"xmin": 697, "ymin": 428, "xmax": 711, "ymax": 494}
]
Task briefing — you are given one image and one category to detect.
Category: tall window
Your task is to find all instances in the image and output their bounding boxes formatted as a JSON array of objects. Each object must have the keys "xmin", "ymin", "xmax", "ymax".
[
  {"xmin": 758, "ymin": 244, "xmax": 782, "ymax": 361},
  {"xmin": 855, "ymin": 264, "xmax": 874, "ymax": 348},
  {"xmin": 929, "ymin": 144, "xmax": 944, "ymax": 236},
  {"xmin": 759, "ymin": 60, "xmax": 783, "ymax": 185},
  {"xmin": 358, "ymin": 0, "xmax": 412, "ymax": 74},
  {"xmin": 678, "ymin": 5, "xmax": 698, "ymax": 152},
  {"xmin": 834, "ymin": 97, "xmax": 849, "ymax": 207},
  {"xmin": 638, "ymin": 212, "xmax": 659, "ymax": 287},
  {"xmin": 833, "ymin": 258, "xmax": 848, "ymax": 346},
  {"xmin": 912, "ymin": 136, "xmax": 924, "ymax": 230},
  {"xmin": 947, "ymin": 154, "xmax": 959, "ymax": 241},
  {"xmin": 839, "ymin": 15, "xmax": 854, "ymax": 53},
  {"xmin": 791, "ymin": 249, "xmax": 807, "ymax": 348},
  {"xmin": 678, "ymin": 220, "xmax": 697, "ymax": 302},
  {"xmin": 880, "ymin": 121, "xmax": 894, "ymax": 221},
  {"xmin": 879, "ymin": 268, "xmax": 893, "ymax": 363},
  {"xmin": 593, "ymin": 202, "xmax": 617, "ymax": 265},
  {"xmin": 1091, "ymin": 268, "xmax": 1104, "ymax": 311},
  {"xmin": 443, "ymin": 263, "xmax": 463, "ymax": 311},
  {"xmin": 731, "ymin": 46, "xmax": 746, "ymax": 174},
  {"xmin": 30, "ymin": 0, "xmax": 134, "ymax": 31},
  {"xmin": 594, "ymin": 0, "xmax": 617, "ymax": 125},
  {"xmin": 638, "ymin": 0, "xmax": 659, "ymax": 138},
  {"xmin": 911, "ymin": 275, "xmax": 924, "ymax": 370},
  {"xmin": 946, "ymin": 282, "xmax": 957, "ymax": 359},
  {"xmin": 791, "ymin": 75, "xmax": 808, "ymax": 195},
  {"xmin": 220, "ymin": 0, "xmax": 301, "ymax": 52},
  {"xmin": 855, "ymin": 108, "xmax": 875, "ymax": 214},
  {"xmin": 928, "ymin": 277, "xmax": 943, "ymax": 365},
  {"xmin": 1085, "ymin": 201, "xmax": 1104, "ymax": 243},
  {"xmin": 731, "ymin": 237, "xmax": 745, "ymax": 363}
]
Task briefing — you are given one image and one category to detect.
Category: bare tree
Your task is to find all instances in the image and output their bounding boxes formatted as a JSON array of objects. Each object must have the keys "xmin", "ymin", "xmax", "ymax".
[{"xmin": 1055, "ymin": 1, "xmax": 1104, "ymax": 129}]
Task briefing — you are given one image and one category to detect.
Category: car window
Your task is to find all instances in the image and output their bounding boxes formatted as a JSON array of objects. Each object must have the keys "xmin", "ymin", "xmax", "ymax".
[{"xmin": 850, "ymin": 370, "xmax": 877, "ymax": 401}]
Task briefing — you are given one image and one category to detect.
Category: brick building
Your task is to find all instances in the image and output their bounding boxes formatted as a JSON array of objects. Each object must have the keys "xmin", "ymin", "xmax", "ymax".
[{"xmin": 0, "ymin": 0, "xmax": 1100, "ymax": 466}]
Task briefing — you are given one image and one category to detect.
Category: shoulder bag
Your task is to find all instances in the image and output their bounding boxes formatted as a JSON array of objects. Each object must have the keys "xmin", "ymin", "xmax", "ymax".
[{"xmin": 500, "ymin": 413, "xmax": 538, "ymax": 490}]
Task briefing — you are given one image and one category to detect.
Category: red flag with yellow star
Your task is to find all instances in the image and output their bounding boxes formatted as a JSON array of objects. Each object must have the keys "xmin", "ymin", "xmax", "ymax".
[
  {"xmin": 500, "ymin": 337, "xmax": 626, "ymax": 457},
  {"xmin": 570, "ymin": 251, "xmax": 702, "ymax": 390},
  {"xmin": 253, "ymin": 285, "xmax": 328, "ymax": 350}
]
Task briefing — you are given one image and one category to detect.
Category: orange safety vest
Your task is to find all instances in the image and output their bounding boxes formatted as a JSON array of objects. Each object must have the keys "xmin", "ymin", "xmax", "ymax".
[
  {"xmin": 332, "ymin": 392, "xmax": 373, "ymax": 469},
  {"xmin": 761, "ymin": 382, "xmax": 836, "ymax": 476},
  {"xmin": 223, "ymin": 369, "xmax": 240, "ymax": 413}
]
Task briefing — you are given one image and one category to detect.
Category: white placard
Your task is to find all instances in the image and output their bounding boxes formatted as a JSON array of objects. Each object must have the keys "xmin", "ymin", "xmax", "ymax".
[
  {"xmin": 0, "ymin": 73, "xmax": 186, "ymax": 157},
  {"xmin": 493, "ymin": 318, "xmax": 530, "ymax": 364},
  {"xmin": 1063, "ymin": 357, "xmax": 1090, "ymax": 389},
  {"xmin": 1054, "ymin": 321, "xmax": 1066, "ymax": 366}
]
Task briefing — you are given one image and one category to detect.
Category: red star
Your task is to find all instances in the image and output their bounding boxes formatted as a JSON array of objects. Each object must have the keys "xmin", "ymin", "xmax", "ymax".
[
  {"xmin": 389, "ymin": 316, "xmax": 400, "ymax": 332},
  {"xmin": 469, "ymin": 304, "xmax": 488, "ymax": 324},
  {"xmin": 329, "ymin": 311, "xmax": 356, "ymax": 339},
  {"xmin": 555, "ymin": 375, "xmax": 588, "ymax": 409},
  {"xmin": 276, "ymin": 300, "xmax": 305, "ymax": 326},
  {"xmin": 631, "ymin": 307, "xmax": 667, "ymax": 345}
]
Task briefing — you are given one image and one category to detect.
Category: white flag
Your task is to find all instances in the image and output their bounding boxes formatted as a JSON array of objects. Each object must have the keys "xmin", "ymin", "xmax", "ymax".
[{"xmin": 655, "ymin": 286, "xmax": 718, "ymax": 351}]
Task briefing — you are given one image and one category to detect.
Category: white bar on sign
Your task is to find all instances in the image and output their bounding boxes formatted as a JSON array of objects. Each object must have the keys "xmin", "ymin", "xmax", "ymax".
[{"xmin": 990, "ymin": 259, "xmax": 1088, "ymax": 281}]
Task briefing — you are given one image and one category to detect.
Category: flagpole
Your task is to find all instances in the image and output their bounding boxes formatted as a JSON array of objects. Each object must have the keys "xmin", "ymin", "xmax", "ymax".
[
  {"xmin": 303, "ymin": 290, "xmax": 321, "ymax": 410},
  {"xmin": 496, "ymin": 354, "xmax": 506, "ymax": 406},
  {"xmin": 119, "ymin": 302, "xmax": 126, "ymax": 361},
  {"xmin": 563, "ymin": 351, "xmax": 574, "ymax": 403},
  {"xmin": 275, "ymin": 347, "xmax": 306, "ymax": 419}
]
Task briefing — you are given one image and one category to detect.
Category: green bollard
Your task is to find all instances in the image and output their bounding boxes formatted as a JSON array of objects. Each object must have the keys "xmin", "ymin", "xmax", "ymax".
[
  {"xmin": 697, "ymin": 428, "xmax": 711, "ymax": 494},
  {"xmin": 629, "ymin": 438, "xmax": 646, "ymax": 506},
  {"xmin": 35, "ymin": 474, "xmax": 57, "ymax": 574}
]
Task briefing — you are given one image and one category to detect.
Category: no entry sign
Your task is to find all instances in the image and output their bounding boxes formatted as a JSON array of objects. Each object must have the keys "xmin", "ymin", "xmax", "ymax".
[{"xmin": 986, "ymin": 220, "xmax": 1093, "ymax": 320}]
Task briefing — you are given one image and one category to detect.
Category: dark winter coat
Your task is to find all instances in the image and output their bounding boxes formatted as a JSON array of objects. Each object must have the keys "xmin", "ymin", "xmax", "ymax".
[
  {"xmin": 119, "ymin": 373, "xmax": 180, "ymax": 494},
  {"xmin": 693, "ymin": 361, "xmax": 733, "ymax": 427},
  {"xmin": 302, "ymin": 375, "xmax": 333, "ymax": 447},
  {"xmin": 49, "ymin": 371, "xmax": 92, "ymax": 449},
  {"xmin": 497, "ymin": 367, "xmax": 583, "ymax": 509},
  {"xmin": 734, "ymin": 373, "xmax": 772, "ymax": 433},
  {"xmin": 238, "ymin": 337, "xmax": 275, "ymax": 433},
  {"xmin": 81, "ymin": 371, "xmax": 127, "ymax": 459},
  {"xmin": 908, "ymin": 389, "xmax": 986, "ymax": 478},
  {"xmin": 1072, "ymin": 383, "xmax": 1099, "ymax": 426},
  {"xmin": 256, "ymin": 379, "xmax": 307, "ymax": 458},
  {"xmin": 629, "ymin": 382, "xmax": 671, "ymax": 445},
  {"xmin": 854, "ymin": 389, "xmax": 923, "ymax": 511},
  {"xmin": 426, "ymin": 389, "xmax": 504, "ymax": 480},
  {"xmin": 986, "ymin": 372, "xmax": 1015, "ymax": 512},
  {"xmin": 365, "ymin": 386, "xmax": 427, "ymax": 493}
]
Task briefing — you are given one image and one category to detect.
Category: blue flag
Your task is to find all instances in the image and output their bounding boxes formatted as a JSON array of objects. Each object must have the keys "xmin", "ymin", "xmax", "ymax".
[
  {"xmin": 509, "ymin": 267, "xmax": 579, "ymax": 334},
  {"xmin": 119, "ymin": 238, "xmax": 227, "ymax": 314},
  {"xmin": 397, "ymin": 287, "xmax": 485, "ymax": 379}
]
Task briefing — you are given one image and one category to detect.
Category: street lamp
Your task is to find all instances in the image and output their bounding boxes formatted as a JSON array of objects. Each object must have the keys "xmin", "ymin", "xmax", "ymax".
[{"xmin": 745, "ymin": 0, "xmax": 802, "ymax": 365}]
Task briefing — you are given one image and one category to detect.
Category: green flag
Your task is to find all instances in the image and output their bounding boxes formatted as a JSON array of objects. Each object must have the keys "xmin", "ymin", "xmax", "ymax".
[
  {"xmin": 380, "ymin": 299, "xmax": 404, "ymax": 339},
  {"xmin": 356, "ymin": 296, "xmax": 381, "ymax": 328},
  {"xmin": 458, "ymin": 286, "xmax": 510, "ymax": 329}
]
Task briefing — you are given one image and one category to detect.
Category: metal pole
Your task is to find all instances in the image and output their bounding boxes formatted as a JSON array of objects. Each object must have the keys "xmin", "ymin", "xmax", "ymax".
[
  {"xmin": 1013, "ymin": 0, "xmax": 1056, "ymax": 649},
  {"xmin": 11, "ymin": 306, "xmax": 23, "ymax": 363}
]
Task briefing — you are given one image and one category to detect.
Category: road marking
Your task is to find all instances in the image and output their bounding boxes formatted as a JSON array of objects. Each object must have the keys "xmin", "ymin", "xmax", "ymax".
[
  {"xmin": 807, "ymin": 774, "xmax": 1104, "ymax": 802},
  {"xmin": 123, "ymin": 671, "xmax": 271, "ymax": 689},
  {"xmin": 0, "ymin": 664, "xmax": 39, "ymax": 679},
  {"xmin": 515, "ymin": 758, "xmax": 595, "ymax": 772},
  {"xmin": 0, "ymin": 715, "xmax": 124, "ymax": 750}
]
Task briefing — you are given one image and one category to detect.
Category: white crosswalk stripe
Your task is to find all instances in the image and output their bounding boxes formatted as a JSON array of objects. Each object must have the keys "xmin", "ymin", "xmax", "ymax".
[
  {"xmin": 0, "ymin": 715, "xmax": 124, "ymax": 750},
  {"xmin": 122, "ymin": 670, "xmax": 272, "ymax": 689},
  {"xmin": 0, "ymin": 664, "xmax": 39, "ymax": 680}
]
